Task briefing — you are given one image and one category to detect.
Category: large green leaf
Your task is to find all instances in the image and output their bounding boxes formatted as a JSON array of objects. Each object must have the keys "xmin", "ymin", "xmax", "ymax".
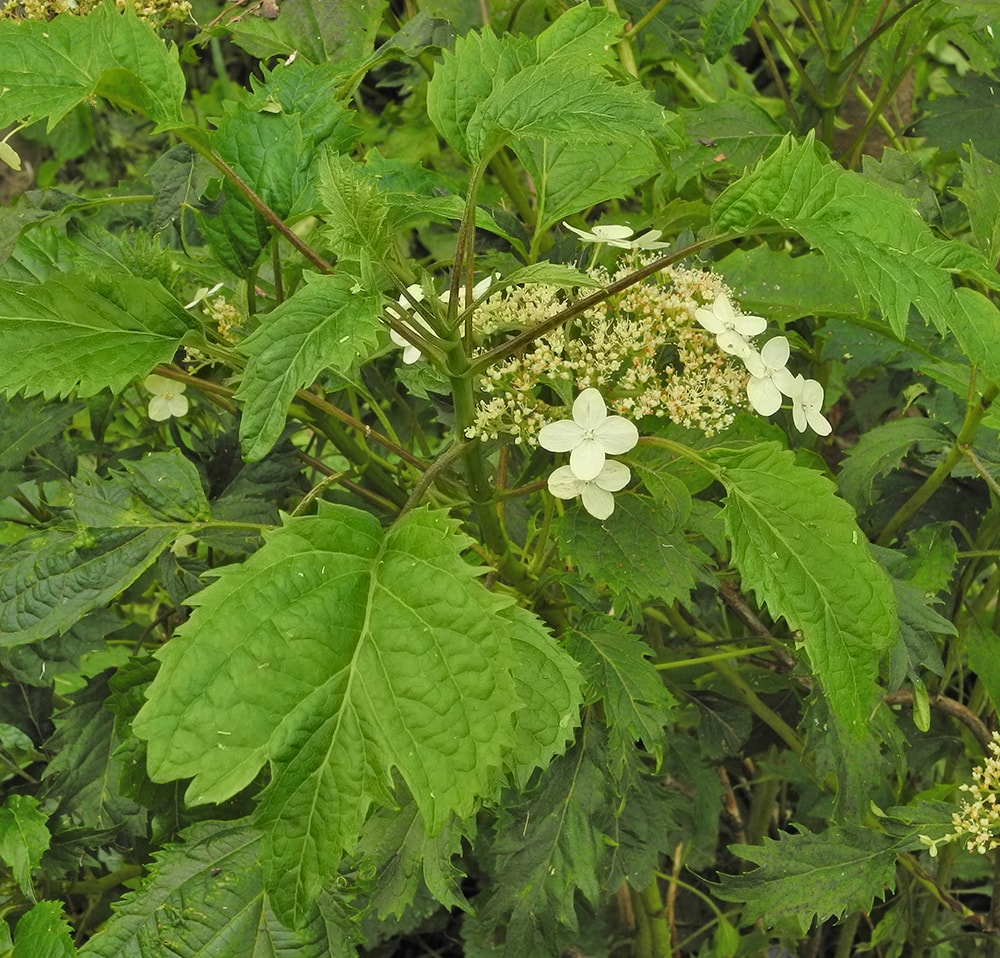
[
  {"xmin": 704, "ymin": 0, "xmax": 766, "ymax": 62},
  {"xmin": 235, "ymin": 273, "xmax": 383, "ymax": 461},
  {"xmin": 715, "ymin": 825, "xmax": 898, "ymax": 935},
  {"xmin": 711, "ymin": 444, "xmax": 898, "ymax": 731},
  {"xmin": 956, "ymin": 145, "xmax": 1000, "ymax": 266},
  {"xmin": 948, "ymin": 287, "xmax": 1000, "ymax": 386},
  {"xmin": 0, "ymin": 3, "xmax": 185, "ymax": 130},
  {"xmin": 0, "ymin": 273, "xmax": 194, "ymax": 399},
  {"xmin": 12, "ymin": 901, "xmax": 75, "ymax": 958},
  {"xmin": 133, "ymin": 504, "xmax": 581, "ymax": 926},
  {"xmin": 711, "ymin": 134, "xmax": 992, "ymax": 337},
  {"xmin": 78, "ymin": 822, "xmax": 358, "ymax": 957},
  {"xmin": 910, "ymin": 74, "xmax": 1000, "ymax": 162}
]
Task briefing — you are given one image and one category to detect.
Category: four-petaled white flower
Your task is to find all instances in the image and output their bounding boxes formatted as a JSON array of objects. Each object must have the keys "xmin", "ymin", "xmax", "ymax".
[
  {"xmin": 144, "ymin": 375, "xmax": 188, "ymax": 421},
  {"xmin": 787, "ymin": 374, "xmax": 832, "ymax": 436},
  {"xmin": 538, "ymin": 388, "xmax": 639, "ymax": 481},
  {"xmin": 695, "ymin": 293, "xmax": 766, "ymax": 360},
  {"xmin": 563, "ymin": 222, "xmax": 668, "ymax": 251},
  {"xmin": 744, "ymin": 336, "xmax": 796, "ymax": 416},
  {"xmin": 548, "ymin": 460, "xmax": 631, "ymax": 520}
]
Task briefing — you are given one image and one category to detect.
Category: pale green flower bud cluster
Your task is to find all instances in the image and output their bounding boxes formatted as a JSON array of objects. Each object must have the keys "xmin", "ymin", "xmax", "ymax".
[
  {"xmin": 464, "ymin": 262, "xmax": 746, "ymax": 444},
  {"xmin": 920, "ymin": 732, "xmax": 1000, "ymax": 858}
]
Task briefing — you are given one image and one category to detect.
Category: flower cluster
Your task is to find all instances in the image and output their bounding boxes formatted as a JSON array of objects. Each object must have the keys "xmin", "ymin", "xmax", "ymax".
[
  {"xmin": 695, "ymin": 294, "xmax": 832, "ymax": 436},
  {"xmin": 538, "ymin": 388, "xmax": 638, "ymax": 519},
  {"xmin": 464, "ymin": 262, "xmax": 746, "ymax": 443},
  {"xmin": 920, "ymin": 732, "xmax": 1000, "ymax": 858}
]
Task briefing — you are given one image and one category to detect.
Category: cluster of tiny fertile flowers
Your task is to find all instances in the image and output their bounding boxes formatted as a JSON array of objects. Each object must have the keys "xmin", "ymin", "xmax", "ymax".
[
  {"xmin": 2, "ymin": 0, "xmax": 191, "ymax": 22},
  {"xmin": 920, "ymin": 732, "xmax": 1000, "ymax": 859},
  {"xmin": 695, "ymin": 294, "xmax": 832, "ymax": 436}
]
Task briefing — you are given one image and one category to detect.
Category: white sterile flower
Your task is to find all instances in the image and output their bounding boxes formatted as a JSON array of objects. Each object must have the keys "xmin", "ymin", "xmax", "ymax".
[
  {"xmin": 144, "ymin": 375, "xmax": 189, "ymax": 421},
  {"xmin": 788, "ymin": 374, "xmax": 832, "ymax": 436},
  {"xmin": 694, "ymin": 293, "xmax": 766, "ymax": 360},
  {"xmin": 538, "ymin": 388, "xmax": 639, "ymax": 481},
  {"xmin": 744, "ymin": 336, "xmax": 796, "ymax": 416},
  {"xmin": 628, "ymin": 230, "xmax": 669, "ymax": 251},
  {"xmin": 184, "ymin": 282, "xmax": 224, "ymax": 310},
  {"xmin": 548, "ymin": 460, "xmax": 631, "ymax": 520},
  {"xmin": 439, "ymin": 273, "xmax": 497, "ymax": 309},
  {"xmin": 387, "ymin": 284, "xmax": 429, "ymax": 364},
  {"xmin": 563, "ymin": 222, "xmax": 636, "ymax": 248}
]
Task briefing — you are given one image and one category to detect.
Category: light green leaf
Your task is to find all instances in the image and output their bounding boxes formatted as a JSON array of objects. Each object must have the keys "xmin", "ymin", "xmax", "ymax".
[
  {"xmin": 704, "ymin": 0, "xmax": 766, "ymax": 62},
  {"xmin": 0, "ymin": 527, "xmax": 178, "ymax": 646},
  {"xmin": 0, "ymin": 3, "xmax": 184, "ymax": 130},
  {"xmin": 532, "ymin": 3, "xmax": 623, "ymax": 66},
  {"xmin": 134, "ymin": 504, "xmax": 577, "ymax": 926},
  {"xmin": 711, "ymin": 443, "xmax": 898, "ymax": 731},
  {"xmin": 715, "ymin": 825, "xmax": 898, "ymax": 935},
  {"xmin": 712, "ymin": 133, "xmax": 991, "ymax": 337},
  {"xmin": 957, "ymin": 145, "xmax": 1000, "ymax": 266},
  {"xmin": 0, "ymin": 272, "xmax": 195, "ymax": 399},
  {"xmin": 0, "ymin": 795, "xmax": 50, "ymax": 899},
  {"xmin": 78, "ymin": 821, "xmax": 358, "ymax": 957},
  {"xmin": 12, "ymin": 901, "xmax": 75, "ymax": 958},
  {"xmin": 949, "ymin": 287, "xmax": 1000, "ymax": 385},
  {"xmin": 565, "ymin": 616, "xmax": 676, "ymax": 771},
  {"xmin": 236, "ymin": 273, "xmax": 383, "ymax": 461},
  {"xmin": 317, "ymin": 153, "xmax": 392, "ymax": 265},
  {"xmin": 838, "ymin": 418, "xmax": 951, "ymax": 510}
]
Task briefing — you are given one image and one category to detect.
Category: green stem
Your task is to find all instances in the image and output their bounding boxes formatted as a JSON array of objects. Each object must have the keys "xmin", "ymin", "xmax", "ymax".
[
  {"xmin": 877, "ymin": 381, "xmax": 999, "ymax": 546},
  {"xmin": 638, "ymin": 879, "xmax": 672, "ymax": 958},
  {"xmin": 833, "ymin": 911, "xmax": 861, "ymax": 958}
]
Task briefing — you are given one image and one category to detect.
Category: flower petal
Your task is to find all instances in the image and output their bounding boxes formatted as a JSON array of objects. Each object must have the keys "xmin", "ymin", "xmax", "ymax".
[
  {"xmin": 547, "ymin": 465, "xmax": 586, "ymax": 499},
  {"xmin": 590, "ymin": 224, "xmax": 634, "ymax": 241},
  {"xmin": 594, "ymin": 416, "xmax": 639, "ymax": 454},
  {"xmin": 148, "ymin": 396, "xmax": 173, "ymax": 421},
  {"xmin": 747, "ymin": 377, "xmax": 783, "ymax": 416},
  {"xmin": 538, "ymin": 419, "xmax": 585, "ymax": 452},
  {"xmin": 580, "ymin": 483, "xmax": 616, "ymax": 519},
  {"xmin": 594, "ymin": 459, "xmax": 631, "ymax": 492},
  {"xmin": 760, "ymin": 335, "xmax": 790, "ymax": 367},
  {"xmin": 569, "ymin": 439, "xmax": 606, "ymax": 482},
  {"xmin": 572, "ymin": 388, "xmax": 608, "ymax": 429}
]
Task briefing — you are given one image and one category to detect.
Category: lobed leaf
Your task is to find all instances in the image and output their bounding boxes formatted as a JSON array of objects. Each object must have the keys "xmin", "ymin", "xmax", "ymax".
[
  {"xmin": 711, "ymin": 443, "xmax": 898, "ymax": 731},
  {"xmin": 12, "ymin": 900, "xmax": 75, "ymax": 958},
  {"xmin": 133, "ymin": 504, "xmax": 581, "ymax": 926},
  {"xmin": 956, "ymin": 145, "xmax": 1000, "ymax": 265},
  {"xmin": 0, "ymin": 795, "xmax": 50, "ymax": 899},
  {"xmin": 704, "ymin": 0, "xmax": 766, "ymax": 62}
]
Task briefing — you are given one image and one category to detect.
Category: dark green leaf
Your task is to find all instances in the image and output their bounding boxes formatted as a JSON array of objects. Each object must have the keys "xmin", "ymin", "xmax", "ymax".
[
  {"xmin": 910, "ymin": 74, "xmax": 1000, "ymax": 162},
  {"xmin": 0, "ymin": 795, "xmax": 50, "ymax": 898},
  {"xmin": 704, "ymin": 0, "xmax": 765, "ymax": 62},
  {"xmin": 715, "ymin": 825, "xmax": 898, "ymax": 935},
  {"xmin": 956, "ymin": 144, "xmax": 1000, "ymax": 265}
]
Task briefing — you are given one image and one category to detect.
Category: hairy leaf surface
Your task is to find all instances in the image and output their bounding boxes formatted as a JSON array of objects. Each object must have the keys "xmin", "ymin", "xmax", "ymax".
[
  {"xmin": 134, "ymin": 504, "xmax": 581, "ymax": 925},
  {"xmin": 712, "ymin": 444, "xmax": 898, "ymax": 730}
]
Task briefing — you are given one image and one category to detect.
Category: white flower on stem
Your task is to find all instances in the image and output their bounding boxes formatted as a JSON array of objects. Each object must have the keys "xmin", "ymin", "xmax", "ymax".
[
  {"xmin": 563, "ymin": 222, "xmax": 636, "ymax": 248},
  {"xmin": 694, "ymin": 293, "xmax": 766, "ymax": 360},
  {"xmin": 439, "ymin": 273, "xmax": 497, "ymax": 309},
  {"xmin": 184, "ymin": 282, "xmax": 224, "ymax": 309},
  {"xmin": 788, "ymin": 374, "xmax": 832, "ymax": 436},
  {"xmin": 548, "ymin": 460, "xmax": 631, "ymax": 520},
  {"xmin": 538, "ymin": 388, "xmax": 639, "ymax": 481},
  {"xmin": 144, "ymin": 375, "xmax": 188, "ymax": 421},
  {"xmin": 628, "ymin": 230, "xmax": 669, "ymax": 251},
  {"xmin": 744, "ymin": 336, "xmax": 796, "ymax": 416},
  {"xmin": 388, "ymin": 284, "xmax": 430, "ymax": 364}
]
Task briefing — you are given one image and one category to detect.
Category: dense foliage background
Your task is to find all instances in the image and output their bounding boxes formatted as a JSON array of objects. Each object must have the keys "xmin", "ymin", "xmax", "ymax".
[{"xmin": 2, "ymin": 0, "xmax": 1000, "ymax": 955}]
